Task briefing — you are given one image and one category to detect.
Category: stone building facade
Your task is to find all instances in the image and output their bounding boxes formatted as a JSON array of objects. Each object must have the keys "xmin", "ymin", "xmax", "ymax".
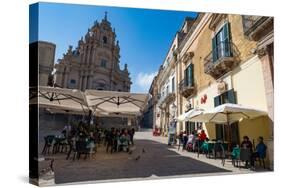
[
  {"xmin": 55, "ymin": 13, "xmax": 131, "ymax": 91},
  {"xmin": 149, "ymin": 13, "xmax": 273, "ymax": 168},
  {"xmin": 151, "ymin": 17, "xmax": 196, "ymax": 135},
  {"xmin": 242, "ymin": 15, "xmax": 274, "ymax": 169}
]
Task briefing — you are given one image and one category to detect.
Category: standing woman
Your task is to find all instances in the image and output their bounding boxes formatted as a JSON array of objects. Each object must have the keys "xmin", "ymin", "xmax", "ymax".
[{"xmin": 130, "ymin": 128, "xmax": 135, "ymax": 145}]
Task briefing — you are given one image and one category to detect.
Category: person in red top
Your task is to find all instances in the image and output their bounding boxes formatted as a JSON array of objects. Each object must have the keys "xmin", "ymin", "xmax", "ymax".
[{"xmin": 198, "ymin": 130, "xmax": 207, "ymax": 141}]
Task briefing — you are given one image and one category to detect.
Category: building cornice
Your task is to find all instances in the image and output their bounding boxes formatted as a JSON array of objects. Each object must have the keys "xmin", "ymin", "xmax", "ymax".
[{"xmin": 179, "ymin": 13, "xmax": 212, "ymax": 59}]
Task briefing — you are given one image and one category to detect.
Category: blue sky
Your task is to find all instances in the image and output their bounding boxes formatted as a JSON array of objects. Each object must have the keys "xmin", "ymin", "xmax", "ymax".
[{"xmin": 30, "ymin": 2, "xmax": 197, "ymax": 93}]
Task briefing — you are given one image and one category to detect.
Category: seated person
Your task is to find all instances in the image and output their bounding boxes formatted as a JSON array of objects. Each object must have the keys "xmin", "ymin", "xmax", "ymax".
[
  {"xmin": 106, "ymin": 128, "xmax": 115, "ymax": 153},
  {"xmin": 198, "ymin": 130, "xmax": 207, "ymax": 141},
  {"xmin": 200, "ymin": 137, "xmax": 209, "ymax": 153},
  {"xmin": 231, "ymin": 144, "xmax": 240, "ymax": 159},
  {"xmin": 178, "ymin": 131, "xmax": 184, "ymax": 145},
  {"xmin": 250, "ymin": 136, "xmax": 267, "ymax": 168},
  {"xmin": 240, "ymin": 135, "xmax": 253, "ymax": 167},
  {"xmin": 113, "ymin": 130, "xmax": 120, "ymax": 152},
  {"xmin": 87, "ymin": 132, "xmax": 96, "ymax": 158},
  {"xmin": 118, "ymin": 129, "xmax": 130, "ymax": 152},
  {"xmin": 241, "ymin": 136, "xmax": 253, "ymax": 151}
]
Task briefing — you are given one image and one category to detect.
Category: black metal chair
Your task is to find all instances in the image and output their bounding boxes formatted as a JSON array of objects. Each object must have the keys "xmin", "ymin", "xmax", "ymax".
[
  {"xmin": 75, "ymin": 139, "xmax": 90, "ymax": 160},
  {"xmin": 42, "ymin": 135, "xmax": 55, "ymax": 155},
  {"xmin": 239, "ymin": 148, "xmax": 252, "ymax": 168}
]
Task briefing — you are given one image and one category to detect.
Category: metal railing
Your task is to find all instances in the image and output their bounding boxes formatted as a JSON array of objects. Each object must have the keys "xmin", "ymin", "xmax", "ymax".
[
  {"xmin": 158, "ymin": 91, "xmax": 175, "ymax": 105},
  {"xmin": 178, "ymin": 79, "xmax": 194, "ymax": 91},
  {"xmin": 204, "ymin": 40, "xmax": 238, "ymax": 65},
  {"xmin": 203, "ymin": 40, "xmax": 239, "ymax": 78}
]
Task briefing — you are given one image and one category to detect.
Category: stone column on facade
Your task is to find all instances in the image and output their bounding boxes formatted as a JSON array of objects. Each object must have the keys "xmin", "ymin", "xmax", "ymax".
[
  {"xmin": 88, "ymin": 74, "xmax": 93, "ymax": 89},
  {"xmin": 178, "ymin": 58, "xmax": 184, "ymax": 132},
  {"xmin": 258, "ymin": 46, "xmax": 274, "ymax": 170},
  {"xmin": 160, "ymin": 109, "xmax": 163, "ymax": 135},
  {"xmin": 88, "ymin": 46, "xmax": 93, "ymax": 65},
  {"xmin": 83, "ymin": 75, "xmax": 88, "ymax": 90},
  {"xmin": 258, "ymin": 47, "xmax": 274, "ymax": 127},
  {"xmin": 87, "ymin": 47, "xmax": 91, "ymax": 64},
  {"xmin": 77, "ymin": 72, "xmax": 82, "ymax": 90},
  {"xmin": 86, "ymin": 75, "xmax": 91, "ymax": 89},
  {"xmin": 175, "ymin": 60, "xmax": 181, "ymax": 133},
  {"xmin": 165, "ymin": 107, "xmax": 168, "ymax": 136},
  {"xmin": 80, "ymin": 75, "xmax": 84, "ymax": 91},
  {"xmin": 83, "ymin": 47, "xmax": 88, "ymax": 64},
  {"xmin": 63, "ymin": 70, "xmax": 69, "ymax": 88}
]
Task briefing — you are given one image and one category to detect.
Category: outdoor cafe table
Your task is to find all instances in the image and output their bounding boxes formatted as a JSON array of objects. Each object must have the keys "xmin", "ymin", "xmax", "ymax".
[{"xmin": 202, "ymin": 141, "xmax": 229, "ymax": 158}]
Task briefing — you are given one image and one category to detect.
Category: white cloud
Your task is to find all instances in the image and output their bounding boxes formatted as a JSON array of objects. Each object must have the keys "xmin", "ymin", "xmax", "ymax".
[{"xmin": 135, "ymin": 71, "xmax": 157, "ymax": 92}]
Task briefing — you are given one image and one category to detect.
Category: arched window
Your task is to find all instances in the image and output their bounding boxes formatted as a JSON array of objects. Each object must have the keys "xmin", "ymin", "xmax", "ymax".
[{"xmin": 103, "ymin": 36, "xmax": 107, "ymax": 44}]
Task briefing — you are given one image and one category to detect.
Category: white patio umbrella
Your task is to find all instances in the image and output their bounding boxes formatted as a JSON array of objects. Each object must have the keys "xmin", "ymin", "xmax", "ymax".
[
  {"xmin": 85, "ymin": 89, "xmax": 150, "ymax": 116},
  {"xmin": 189, "ymin": 103, "xmax": 267, "ymax": 124},
  {"xmin": 189, "ymin": 103, "xmax": 268, "ymax": 142},
  {"xmin": 30, "ymin": 86, "xmax": 90, "ymax": 115},
  {"xmin": 177, "ymin": 108, "xmax": 204, "ymax": 122}
]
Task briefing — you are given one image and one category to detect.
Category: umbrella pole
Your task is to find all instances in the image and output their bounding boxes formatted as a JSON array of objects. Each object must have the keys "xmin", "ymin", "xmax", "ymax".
[
  {"xmin": 222, "ymin": 125, "xmax": 225, "ymax": 143},
  {"xmin": 226, "ymin": 113, "xmax": 231, "ymax": 152}
]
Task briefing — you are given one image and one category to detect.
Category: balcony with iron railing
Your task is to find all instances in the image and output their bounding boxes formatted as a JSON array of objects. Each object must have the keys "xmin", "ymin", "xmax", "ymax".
[
  {"xmin": 151, "ymin": 94, "xmax": 160, "ymax": 105},
  {"xmin": 204, "ymin": 40, "xmax": 240, "ymax": 79},
  {"xmin": 158, "ymin": 91, "xmax": 175, "ymax": 108},
  {"xmin": 242, "ymin": 16, "xmax": 273, "ymax": 41},
  {"xmin": 178, "ymin": 79, "xmax": 195, "ymax": 98}
]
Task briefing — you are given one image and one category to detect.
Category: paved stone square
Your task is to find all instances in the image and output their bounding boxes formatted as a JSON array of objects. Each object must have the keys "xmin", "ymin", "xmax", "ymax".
[{"xmin": 39, "ymin": 131, "xmax": 236, "ymax": 185}]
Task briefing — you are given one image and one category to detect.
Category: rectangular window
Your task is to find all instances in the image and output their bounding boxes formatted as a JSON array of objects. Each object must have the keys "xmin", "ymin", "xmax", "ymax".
[
  {"xmin": 172, "ymin": 77, "xmax": 175, "ymax": 92},
  {"xmin": 214, "ymin": 88, "xmax": 236, "ymax": 107},
  {"xmin": 184, "ymin": 63, "xmax": 194, "ymax": 87},
  {"xmin": 214, "ymin": 89, "xmax": 239, "ymax": 143},
  {"xmin": 212, "ymin": 22, "xmax": 231, "ymax": 63},
  {"xmin": 101, "ymin": 59, "xmax": 107, "ymax": 68},
  {"xmin": 185, "ymin": 121, "xmax": 196, "ymax": 135}
]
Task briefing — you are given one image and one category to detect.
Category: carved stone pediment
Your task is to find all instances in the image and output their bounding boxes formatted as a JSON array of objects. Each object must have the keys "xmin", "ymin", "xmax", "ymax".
[
  {"xmin": 209, "ymin": 14, "xmax": 227, "ymax": 31},
  {"xmin": 182, "ymin": 51, "xmax": 194, "ymax": 64}
]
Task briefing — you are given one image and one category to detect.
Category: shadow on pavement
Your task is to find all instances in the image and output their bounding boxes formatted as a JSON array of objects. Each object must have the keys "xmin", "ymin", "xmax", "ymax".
[{"xmin": 51, "ymin": 139, "xmax": 230, "ymax": 184}]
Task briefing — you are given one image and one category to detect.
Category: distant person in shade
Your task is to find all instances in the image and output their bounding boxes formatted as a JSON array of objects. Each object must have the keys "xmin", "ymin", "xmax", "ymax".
[{"xmin": 129, "ymin": 128, "xmax": 135, "ymax": 145}]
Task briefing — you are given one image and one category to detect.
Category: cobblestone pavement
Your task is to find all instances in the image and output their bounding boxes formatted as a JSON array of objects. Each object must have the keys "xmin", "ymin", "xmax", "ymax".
[{"xmin": 44, "ymin": 131, "xmax": 233, "ymax": 185}]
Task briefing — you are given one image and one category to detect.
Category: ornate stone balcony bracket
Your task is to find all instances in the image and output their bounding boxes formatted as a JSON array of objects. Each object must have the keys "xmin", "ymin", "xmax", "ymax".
[
  {"xmin": 178, "ymin": 80, "xmax": 195, "ymax": 98},
  {"xmin": 182, "ymin": 51, "xmax": 194, "ymax": 64}
]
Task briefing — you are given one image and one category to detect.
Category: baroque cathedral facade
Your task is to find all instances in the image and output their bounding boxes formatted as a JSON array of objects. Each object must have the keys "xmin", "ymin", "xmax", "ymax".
[{"xmin": 55, "ymin": 13, "xmax": 131, "ymax": 92}]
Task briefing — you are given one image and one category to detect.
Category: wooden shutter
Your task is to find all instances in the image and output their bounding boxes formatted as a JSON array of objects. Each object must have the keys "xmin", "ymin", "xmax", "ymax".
[
  {"xmin": 190, "ymin": 122, "xmax": 195, "ymax": 133},
  {"xmin": 226, "ymin": 89, "xmax": 236, "ymax": 104},
  {"xmin": 214, "ymin": 95, "xmax": 221, "ymax": 107},
  {"xmin": 222, "ymin": 22, "xmax": 231, "ymax": 57},
  {"xmin": 184, "ymin": 67, "xmax": 188, "ymax": 86},
  {"xmin": 230, "ymin": 122, "xmax": 240, "ymax": 145},
  {"xmin": 212, "ymin": 37, "xmax": 217, "ymax": 63},
  {"xmin": 215, "ymin": 124, "xmax": 223, "ymax": 140},
  {"xmin": 188, "ymin": 64, "xmax": 194, "ymax": 87}
]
